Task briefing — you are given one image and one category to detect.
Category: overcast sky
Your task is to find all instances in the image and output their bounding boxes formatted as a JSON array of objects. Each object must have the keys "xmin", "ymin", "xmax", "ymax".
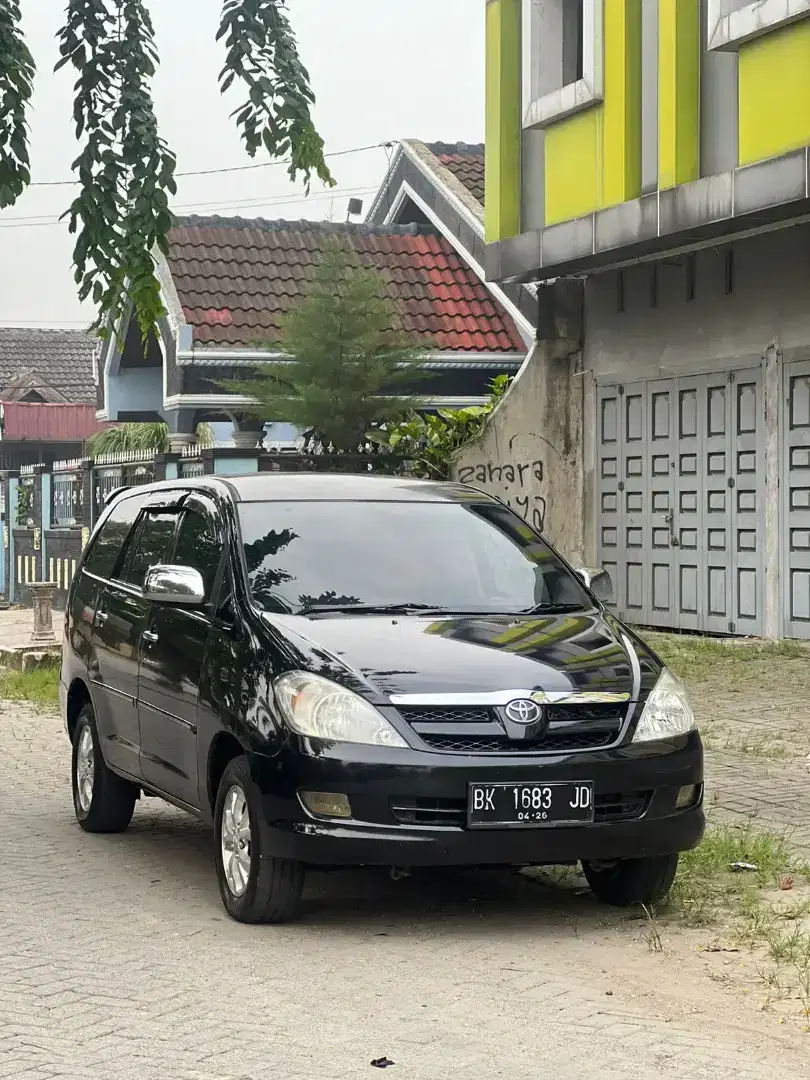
[{"xmin": 0, "ymin": 0, "xmax": 484, "ymax": 328}]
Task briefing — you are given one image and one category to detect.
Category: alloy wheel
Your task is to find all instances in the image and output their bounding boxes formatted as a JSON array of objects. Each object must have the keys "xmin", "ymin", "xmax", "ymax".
[
  {"xmin": 75, "ymin": 726, "xmax": 95, "ymax": 812},
  {"xmin": 221, "ymin": 785, "xmax": 252, "ymax": 897}
]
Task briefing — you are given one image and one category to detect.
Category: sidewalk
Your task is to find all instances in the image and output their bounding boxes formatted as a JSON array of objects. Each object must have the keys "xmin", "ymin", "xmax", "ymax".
[{"xmin": 0, "ymin": 607, "xmax": 43, "ymax": 649}]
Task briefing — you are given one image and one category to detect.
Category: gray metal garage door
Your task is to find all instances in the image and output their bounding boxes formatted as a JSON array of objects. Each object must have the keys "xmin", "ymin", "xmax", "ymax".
[
  {"xmin": 597, "ymin": 368, "xmax": 764, "ymax": 635},
  {"xmin": 783, "ymin": 360, "xmax": 810, "ymax": 639}
]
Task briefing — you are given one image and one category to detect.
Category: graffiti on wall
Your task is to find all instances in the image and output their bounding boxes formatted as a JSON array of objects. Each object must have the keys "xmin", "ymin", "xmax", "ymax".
[{"xmin": 457, "ymin": 440, "xmax": 547, "ymax": 533}]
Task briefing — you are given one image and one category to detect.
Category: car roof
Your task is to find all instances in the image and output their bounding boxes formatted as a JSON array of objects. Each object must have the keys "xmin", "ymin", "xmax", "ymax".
[{"xmin": 115, "ymin": 472, "xmax": 496, "ymax": 505}]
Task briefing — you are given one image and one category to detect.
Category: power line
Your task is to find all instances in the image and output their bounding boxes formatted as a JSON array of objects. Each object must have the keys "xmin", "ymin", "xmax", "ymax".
[
  {"xmin": 0, "ymin": 184, "xmax": 379, "ymax": 229},
  {"xmin": 27, "ymin": 141, "xmax": 393, "ymax": 188},
  {"xmin": 2, "ymin": 184, "xmax": 379, "ymax": 222}
]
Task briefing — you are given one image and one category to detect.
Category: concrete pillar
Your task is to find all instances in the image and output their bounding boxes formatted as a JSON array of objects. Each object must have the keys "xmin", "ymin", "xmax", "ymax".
[
  {"xmin": 7, "ymin": 473, "xmax": 18, "ymax": 605},
  {"xmin": 29, "ymin": 581, "xmax": 57, "ymax": 645},
  {"xmin": 167, "ymin": 433, "xmax": 196, "ymax": 454},
  {"xmin": 40, "ymin": 471, "xmax": 51, "ymax": 588},
  {"xmin": 155, "ymin": 452, "xmax": 182, "ymax": 479},
  {"xmin": 485, "ymin": 0, "xmax": 522, "ymax": 242}
]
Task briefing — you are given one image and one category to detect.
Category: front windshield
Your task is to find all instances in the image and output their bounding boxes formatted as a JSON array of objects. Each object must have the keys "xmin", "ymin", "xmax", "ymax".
[{"xmin": 238, "ymin": 499, "xmax": 592, "ymax": 616}]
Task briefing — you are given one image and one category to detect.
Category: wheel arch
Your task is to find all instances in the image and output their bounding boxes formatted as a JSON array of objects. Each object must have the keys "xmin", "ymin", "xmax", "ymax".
[
  {"xmin": 66, "ymin": 677, "xmax": 92, "ymax": 743},
  {"xmin": 207, "ymin": 730, "xmax": 248, "ymax": 813}
]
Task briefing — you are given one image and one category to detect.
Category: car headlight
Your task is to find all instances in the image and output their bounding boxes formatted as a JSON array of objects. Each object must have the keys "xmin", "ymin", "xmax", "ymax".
[
  {"xmin": 632, "ymin": 667, "xmax": 696, "ymax": 742},
  {"xmin": 274, "ymin": 671, "xmax": 408, "ymax": 748}
]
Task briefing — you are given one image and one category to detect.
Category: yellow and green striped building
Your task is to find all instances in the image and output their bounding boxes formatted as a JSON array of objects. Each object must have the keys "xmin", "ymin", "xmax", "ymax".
[{"xmin": 482, "ymin": 0, "xmax": 810, "ymax": 641}]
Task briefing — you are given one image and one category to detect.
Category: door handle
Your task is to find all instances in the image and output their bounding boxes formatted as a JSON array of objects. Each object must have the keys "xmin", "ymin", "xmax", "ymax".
[
  {"xmin": 664, "ymin": 510, "xmax": 679, "ymax": 548},
  {"xmin": 95, "ymin": 610, "xmax": 108, "ymax": 626},
  {"xmin": 142, "ymin": 630, "xmax": 159, "ymax": 646}
]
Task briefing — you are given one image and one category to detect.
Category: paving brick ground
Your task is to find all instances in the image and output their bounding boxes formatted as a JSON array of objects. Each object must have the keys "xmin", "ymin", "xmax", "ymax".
[{"xmin": 2, "ymin": 700, "xmax": 809, "ymax": 1080}]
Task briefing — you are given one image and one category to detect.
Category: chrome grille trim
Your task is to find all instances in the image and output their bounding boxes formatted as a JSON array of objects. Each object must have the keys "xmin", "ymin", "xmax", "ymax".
[
  {"xmin": 388, "ymin": 690, "xmax": 631, "ymax": 707},
  {"xmin": 396, "ymin": 701, "xmax": 636, "ymax": 756}
]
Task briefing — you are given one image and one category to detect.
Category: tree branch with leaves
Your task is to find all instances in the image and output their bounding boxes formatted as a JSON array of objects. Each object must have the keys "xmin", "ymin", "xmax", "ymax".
[{"xmin": 0, "ymin": 0, "xmax": 332, "ymax": 337}]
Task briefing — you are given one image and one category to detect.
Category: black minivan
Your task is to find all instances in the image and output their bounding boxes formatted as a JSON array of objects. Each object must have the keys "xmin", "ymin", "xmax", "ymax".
[{"xmin": 60, "ymin": 473, "xmax": 704, "ymax": 923}]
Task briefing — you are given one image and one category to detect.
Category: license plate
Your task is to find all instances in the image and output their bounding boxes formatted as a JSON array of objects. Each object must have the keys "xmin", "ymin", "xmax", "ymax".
[{"xmin": 467, "ymin": 782, "xmax": 595, "ymax": 828}]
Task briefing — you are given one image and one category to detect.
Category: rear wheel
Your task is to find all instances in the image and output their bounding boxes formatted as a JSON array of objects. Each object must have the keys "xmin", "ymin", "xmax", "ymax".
[
  {"xmin": 582, "ymin": 854, "xmax": 679, "ymax": 907},
  {"xmin": 214, "ymin": 755, "xmax": 305, "ymax": 924},
  {"xmin": 71, "ymin": 705, "xmax": 138, "ymax": 833}
]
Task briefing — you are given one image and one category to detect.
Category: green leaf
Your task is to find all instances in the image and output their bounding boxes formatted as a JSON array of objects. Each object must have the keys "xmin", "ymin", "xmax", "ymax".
[
  {"xmin": 217, "ymin": 0, "xmax": 333, "ymax": 189},
  {"xmin": 0, "ymin": 0, "xmax": 35, "ymax": 207}
]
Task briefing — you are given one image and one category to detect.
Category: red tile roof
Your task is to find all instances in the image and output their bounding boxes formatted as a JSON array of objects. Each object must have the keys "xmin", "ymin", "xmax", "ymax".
[
  {"xmin": 0, "ymin": 402, "xmax": 100, "ymax": 441},
  {"xmin": 425, "ymin": 142, "xmax": 485, "ymax": 205},
  {"xmin": 166, "ymin": 217, "xmax": 521, "ymax": 353}
]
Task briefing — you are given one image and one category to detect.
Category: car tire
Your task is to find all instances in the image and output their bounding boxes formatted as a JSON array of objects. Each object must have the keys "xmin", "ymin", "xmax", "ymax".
[
  {"xmin": 214, "ymin": 755, "xmax": 305, "ymax": 924},
  {"xmin": 72, "ymin": 704, "xmax": 138, "ymax": 833},
  {"xmin": 582, "ymin": 854, "xmax": 679, "ymax": 907}
]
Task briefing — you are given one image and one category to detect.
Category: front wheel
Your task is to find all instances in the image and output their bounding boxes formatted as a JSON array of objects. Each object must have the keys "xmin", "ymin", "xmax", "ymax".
[
  {"xmin": 582, "ymin": 854, "xmax": 679, "ymax": 907},
  {"xmin": 214, "ymin": 755, "xmax": 305, "ymax": 924}
]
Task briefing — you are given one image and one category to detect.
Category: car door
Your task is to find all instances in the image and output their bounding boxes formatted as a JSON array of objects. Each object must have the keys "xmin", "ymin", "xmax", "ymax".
[
  {"xmin": 138, "ymin": 494, "xmax": 224, "ymax": 808},
  {"xmin": 92, "ymin": 501, "xmax": 181, "ymax": 777},
  {"xmin": 84, "ymin": 491, "xmax": 150, "ymax": 779}
]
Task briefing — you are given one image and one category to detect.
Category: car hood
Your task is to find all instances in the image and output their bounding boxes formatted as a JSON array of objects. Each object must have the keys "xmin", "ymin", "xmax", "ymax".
[{"xmin": 264, "ymin": 610, "xmax": 646, "ymax": 701}]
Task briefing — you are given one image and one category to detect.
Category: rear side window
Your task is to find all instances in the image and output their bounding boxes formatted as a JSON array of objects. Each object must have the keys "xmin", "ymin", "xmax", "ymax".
[
  {"xmin": 121, "ymin": 511, "xmax": 179, "ymax": 588},
  {"xmin": 173, "ymin": 508, "xmax": 222, "ymax": 600},
  {"xmin": 82, "ymin": 494, "xmax": 148, "ymax": 580}
]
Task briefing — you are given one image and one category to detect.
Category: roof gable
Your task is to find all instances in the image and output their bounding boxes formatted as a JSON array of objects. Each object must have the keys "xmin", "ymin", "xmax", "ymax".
[
  {"xmin": 165, "ymin": 216, "xmax": 524, "ymax": 354},
  {"xmin": 0, "ymin": 328, "xmax": 97, "ymax": 405},
  {"xmin": 424, "ymin": 142, "xmax": 485, "ymax": 205}
]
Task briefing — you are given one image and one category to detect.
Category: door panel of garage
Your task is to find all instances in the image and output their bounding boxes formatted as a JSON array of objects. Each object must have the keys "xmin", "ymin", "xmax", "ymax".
[
  {"xmin": 783, "ymin": 360, "xmax": 810, "ymax": 639},
  {"xmin": 597, "ymin": 369, "xmax": 763, "ymax": 635}
]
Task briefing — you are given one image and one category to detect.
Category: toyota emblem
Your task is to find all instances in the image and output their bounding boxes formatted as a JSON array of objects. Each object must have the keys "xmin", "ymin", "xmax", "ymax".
[{"xmin": 504, "ymin": 699, "xmax": 543, "ymax": 725}]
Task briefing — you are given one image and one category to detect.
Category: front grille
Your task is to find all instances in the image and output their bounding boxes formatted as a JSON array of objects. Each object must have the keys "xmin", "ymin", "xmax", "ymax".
[
  {"xmin": 417, "ymin": 732, "xmax": 614, "ymax": 754},
  {"xmin": 390, "ymin": 797, "xmax": 467, "ymax": 828},
  {"xmin": 593, "ymin": 791, "xmax": 651, "ymax": 823},
  {"xmin": 389, "ymin": 791, "xmax": 652, "ymax": 829},
  {"xmin": 397, "ymin": 703, "xmax": 628, "ymax": 755}
]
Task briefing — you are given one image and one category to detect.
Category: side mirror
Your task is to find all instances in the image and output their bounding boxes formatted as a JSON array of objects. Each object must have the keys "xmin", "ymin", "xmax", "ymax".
[
  {"xmin": 576, "ymin": 566, "xmax": 614, "ymax": 605},
  {"xmin": 143, "ymin": 565, "xmax": 206, "ymax": 606}
]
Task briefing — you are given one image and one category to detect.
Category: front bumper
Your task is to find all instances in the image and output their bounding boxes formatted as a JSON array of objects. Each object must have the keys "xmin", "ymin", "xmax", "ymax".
[{"xmin": 248, "ymin": 732, "xmax": 705, "ymax": 868}]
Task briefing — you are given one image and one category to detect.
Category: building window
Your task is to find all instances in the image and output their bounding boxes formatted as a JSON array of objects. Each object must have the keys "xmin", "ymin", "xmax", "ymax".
[
  {"xmin": 707, "ymin": 0, "xmax": 810, "ymax": 52},
  {"xmin": 523, "ymin": 0, "xmax": 603, "ymax": 130},
  {"xmin": 562, "ymin": 0, "xmax": 585, "ymax": 85}
]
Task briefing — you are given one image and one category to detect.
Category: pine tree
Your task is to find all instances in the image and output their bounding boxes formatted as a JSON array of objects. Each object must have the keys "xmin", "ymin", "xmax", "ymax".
[{"xmin": 225, "ymin": 239, "xmax": 429, "ymax": 452}]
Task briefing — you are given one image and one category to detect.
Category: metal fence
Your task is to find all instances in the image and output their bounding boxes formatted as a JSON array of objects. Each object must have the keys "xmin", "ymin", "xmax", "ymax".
[
  {"xmin": 51, "ymin": 458, "xmax": 86, "ymax": 526},
  {"xmin": 179, "ymin": 444, "xmax": 205, "ymax": 478},
  {"xmin": 91, "ymin": 448, "xmax": 156, "ymax": 519}
]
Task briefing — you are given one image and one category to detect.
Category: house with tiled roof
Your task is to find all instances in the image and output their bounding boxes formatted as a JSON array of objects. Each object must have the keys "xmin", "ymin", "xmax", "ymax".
[
  {"xmin": 0, "ymin": 328, "xmax": 100, "ymax": 468},
  {"xmin": 97, "ymin": 215, "xmax": 527, "ymax": 443},
  {"xmin": 367, "ymin": 141, "xmax": 545, "ymax": 344},
  {"xmin": 368, "ymin": 141, "xmax": 583, "ymax": 567}
]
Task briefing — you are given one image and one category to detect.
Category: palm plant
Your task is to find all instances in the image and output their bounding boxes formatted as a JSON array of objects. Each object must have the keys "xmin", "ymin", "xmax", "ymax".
[{"xmin": 88, "ymin": 421, "xmax": 214, "ymax": 457}]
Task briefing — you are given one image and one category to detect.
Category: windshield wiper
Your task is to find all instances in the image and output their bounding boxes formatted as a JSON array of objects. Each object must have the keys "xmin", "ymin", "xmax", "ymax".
[
  {"xmin": 300, "ymin": 602, "xmax": 453, "ymax": 617},
  {"xmin": 517, "ymin": 603, "xmax": 585, "ymax": 615}
]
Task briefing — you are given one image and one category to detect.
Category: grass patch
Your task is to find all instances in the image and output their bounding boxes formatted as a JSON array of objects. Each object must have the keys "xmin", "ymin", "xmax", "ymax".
[
  {"xmin": 637, "ymin": 632, "xmax": 809, "ymax": 685},
  {"xmin": 663, "ymin": 823, "xmax": 810, "ymax": 1027},
  {"xmin": 0, "ymin": 663, "xmax": 59, "ymax": 705},
  {"xmin": 668, "ymin": 823, "xmax": 796, "ymax": 926}
]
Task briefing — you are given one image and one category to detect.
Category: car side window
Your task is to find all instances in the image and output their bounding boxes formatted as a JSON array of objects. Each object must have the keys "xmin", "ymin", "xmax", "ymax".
[
  {"xmin": 82, "ymin": 493, "xmax": 149, "ymax": 580},
  {"xmin": 120, "ymin": 511, "xmax": 179, "ymax": 589},
  {"xmin": 172, "ymin": 507, "xmax": 222, "ymax": 601}
]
